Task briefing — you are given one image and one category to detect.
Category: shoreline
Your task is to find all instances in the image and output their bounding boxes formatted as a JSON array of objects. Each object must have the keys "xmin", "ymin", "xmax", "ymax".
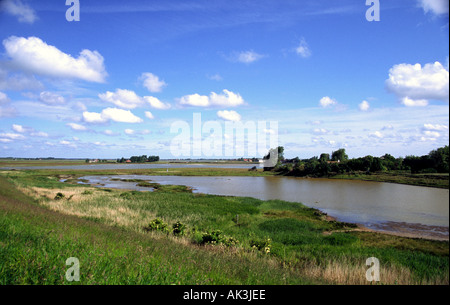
[{"xmin": 322, "ymin": 213, "xmax": 449, "ymax": 242}]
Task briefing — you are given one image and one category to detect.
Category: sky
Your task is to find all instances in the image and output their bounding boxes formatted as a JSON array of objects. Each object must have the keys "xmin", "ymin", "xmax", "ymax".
[{"xmin": 0, "ymin": 0, "xmax": 448, "ymax": 159}]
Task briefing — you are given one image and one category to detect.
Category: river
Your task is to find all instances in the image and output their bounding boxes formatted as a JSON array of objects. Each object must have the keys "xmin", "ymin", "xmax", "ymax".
[{"xmin": 77, "ymin": 174, "xmax": 449, "ymax": 240}]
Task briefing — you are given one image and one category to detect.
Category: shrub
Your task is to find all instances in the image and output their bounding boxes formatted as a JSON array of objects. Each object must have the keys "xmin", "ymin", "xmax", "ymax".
[
  {"xmin": 144, "ymin": 218, "xmax": 170, "ymax": 234},
  {"xmin": 172, "ymin": 221, "xmax": 186, "ymax": 236},
  {"xmin": 54, "ymin": 192, "xmax": 65, "ymax": 200},
  {"xmin": 200, "ymin": 230, "xmax": 238, "ymax": 247},
  {"xmin": 250, "ymin": 238, "xmax": 272, "ymax": 254}
]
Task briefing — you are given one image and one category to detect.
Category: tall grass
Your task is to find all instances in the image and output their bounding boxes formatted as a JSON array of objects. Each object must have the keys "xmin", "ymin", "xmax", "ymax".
[{"xmin": 1, "ymin": 170, "xmax": 448, "ymax": 285}]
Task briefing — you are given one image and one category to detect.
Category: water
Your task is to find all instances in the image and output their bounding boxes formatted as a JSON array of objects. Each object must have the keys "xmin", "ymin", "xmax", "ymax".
[
  {"xmin": 78, "ymin": 175, "xmax": 449, "ymax": 239},
  {"xmin": 0, "ymin": 163, "xmax": 256, "ymax": 170}
]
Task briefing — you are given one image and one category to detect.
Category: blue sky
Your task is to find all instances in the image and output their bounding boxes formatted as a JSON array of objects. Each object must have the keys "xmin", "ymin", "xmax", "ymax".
[{"xmin": 0, "ymin": 0, "xmax": 448, "ymax": 159}]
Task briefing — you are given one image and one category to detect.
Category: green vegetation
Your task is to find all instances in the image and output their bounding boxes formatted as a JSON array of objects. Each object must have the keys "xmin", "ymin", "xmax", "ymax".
[
  {"xmin": 0, "ymin": 169, "xmax": 448, "ymax": 285},
  {"xmin": 269, "ymin": 146, "xmax": 449, "ymax": 188},
  {"xmin": 117, "ymin": 155, "xmax": 160, "ymax": 163}
]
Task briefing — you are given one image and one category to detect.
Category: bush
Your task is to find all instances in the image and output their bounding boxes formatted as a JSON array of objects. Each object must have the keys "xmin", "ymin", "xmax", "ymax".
[
  {"xmin": 250, "ymin": 238, "xmax": 272, "ymax": 254},
  {"xmin": 200, "ymin": 230, "xmax": 238, "ymax": 247},
  {"xmin": 54, "ymin": 192, "xmax": 65, "ymax": 200},
  {"xmin": 144, "ymin": 218, "xmax": 170, "ymax": 234},
  {"xmin": 172, "ymin": 221, "xmax": 186, "ymax": 236}
]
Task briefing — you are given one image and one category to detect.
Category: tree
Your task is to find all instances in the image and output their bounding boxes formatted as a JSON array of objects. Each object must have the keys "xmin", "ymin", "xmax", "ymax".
[
  {"xmin": 429, "ymin": 146, "xmax": 449, "ymax": 173},
  {"xmin": 319, "ymin": 153, "xmax": 330, "ymax": 163},
  {"xmin": 331, "ymin": 148, "xmax": 348, "ymax": 162}
]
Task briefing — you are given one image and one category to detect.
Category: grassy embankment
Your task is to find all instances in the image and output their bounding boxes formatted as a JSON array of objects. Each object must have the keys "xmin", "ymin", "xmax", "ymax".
[
  {"xmin": 330, "ymin": 172, "xmax": 449, "ymax": 189},
  {"xmin": 0, "ymin": 169, "xmax": 448, "ymax": 285}
]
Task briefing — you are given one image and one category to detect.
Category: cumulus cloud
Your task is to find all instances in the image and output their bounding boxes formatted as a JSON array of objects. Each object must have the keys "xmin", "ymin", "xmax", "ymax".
[
  {"xmin": 3, "ymin": 36, "xmax": 107, "ymax": 83},
  {"xmin": 319, "ymin": 96, "xmax": 337, "ymax": 108},
  {"xmin": 217, "ymin": 110, "xmax": 241, "ymax": 122},
  {"xmin": 418, "ymin": 0, "xmax": 449, "ymax": 15},
  {"xmin": 99, "ymin": 89, "xmax": 144, "ymax": 109},
  {"xmin": 140, "ymin": 73, "xmax": 167, "ymax": 93},
  {"xmin": 1, "ymin": 0, "xmax": 37, "ymax": 24},
  {"xmin": 179, "ymin": 90, "xmax": 244, "ymax": 108},
  {"xmin": 295, "ymin": 38, "xmax": 312, "ymax": 58},
  {"xmin": 83, "ymin": 107, "xmax": 143, "ymax": 124},
  {"xmin": 359, "ymin": 100, "xmax": 370, "ymax": 111},
  {"xmin": 386, "ymin": 61, "xmax": 449, "ymax": 106},
  {"xmin": 99, "ymin": 89, "xmax": 170, "ymax": 110}
]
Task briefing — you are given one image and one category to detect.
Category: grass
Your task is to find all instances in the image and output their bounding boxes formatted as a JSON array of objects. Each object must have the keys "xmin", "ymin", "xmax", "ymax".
[
  {"xmin": 330, "ymin": 172, "xmax": 449, "ymax": 189},
  {"xmin": 1, "ymin": 169, "xmax": 448, "ymax": 285}
]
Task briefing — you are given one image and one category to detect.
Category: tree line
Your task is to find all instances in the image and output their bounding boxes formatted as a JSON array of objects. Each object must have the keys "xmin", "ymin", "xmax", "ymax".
[
  {"xmin": 267, "ymin": 146, "xmax": 449, "ymax": 177},
  {"xmin": 116, "ymin": 155, "xmax": 160, "ymax": 163}
]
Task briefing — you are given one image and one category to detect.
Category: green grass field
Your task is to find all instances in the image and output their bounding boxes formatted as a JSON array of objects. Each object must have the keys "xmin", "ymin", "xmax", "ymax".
[{"xmin": 0, "ymin": 169, "xmax": 448, "ymax": 285}]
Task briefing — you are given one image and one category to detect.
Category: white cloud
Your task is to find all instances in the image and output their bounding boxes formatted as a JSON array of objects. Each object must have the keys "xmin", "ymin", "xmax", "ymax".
[
  {"xmin": 12, "ymin": 124, "xmax": 26, "ymax": 133},
  {"xmin": 0, "ymin": 132, "xmax": 25, "ymax": 140},
  {"xmin": 11, "ymin": 124, "xmax": 47, "ymax": 137},
  {"xmin": 3, "ymin": 36, "xmax": 107, "ymax": 83},
  {"xmin": 1, "ymin": 0, "xmax": 38, "ymax": 24},
  {"xmin": 217, "ymin": 110, "xmax": 241, "ymax": 122},
  {"xmin": 229, "ymin": 51, "xmax": 265, "ymax": 64},
  {"xmin": 295, "ymin": 38, "xmax": 312, "ymax": 58},
  {"xmin": 423, "ymin": 130, "xmax": 441, "ymax": 138},
  {"xmin": 83, "ymin": 107, "xmax": 143, "ymax": 124},
  {"xmin": 140, "ymin": 73, "xmax": 167, "ymax": 93},
  {"xmin": 143, "ymin": 96, "xmax": 171, "ymax": 110},
  {"xmin": 369, "ymin": 131, "xmax": 384, "ymax": 138},
  {"xmin": 319, "ymin": 96, "xmax": 337, "ymax": 108},
  {"xmin": 103, "ymin": 129, "xmax": 116, "ymax": 136},
  {"xmin": 124, "ymin": 129, "xmax": 135, "ymax": 135},
  {"xmin": 99, "ymin": 89, "xmax": 170, "ymax": 110},
  {"xmin": 39, "ymin": 91, "xmax": 65, "ymax": 105},
  {"xmin": 179, "ymin": 90, "xmax": 244, "ymax": 108},
  {"xmin": 82, "ymin": 111, "xmax": 105, "ymax": 124},
  {"xmin": 418, "ymin": 0, "xmax": 449, "ymax": 15},
  {"xmin": 145, "ymin": 111, "xmax": 155, "ymax": 120},
  {"xmin": 101, "ymin": 107, "xmax": 143, "ymax": 123},
  {"xmin": 423, "ymin": 123, "xmax": 448, "ymax": 131},
  {"xmin": 386, "ymin": 61, "xmax": 449, "ymax": 105},
  {"xmin": 312, "ymin": 128, "xmax": 330, "ymax": 135},
  {"xmin": 359, "ymin": 100, "xmax": 370, "ymax": 111},
  {"xmin": 178, "ymin": 93, "xmax": 210, "ymax": 107},
  {"xmin": 401, "ymin": 97, "xmax": 429, "ymax": 107},
  {"xmin": 30, "ymin": 131, "xmax": 48, "ymax": 137},
  {"xmin": 67, "ymin": 122, "xmax": 88, "ymax": 131},
  {"xmin": 99, "ymin": 89, "xmax": 144, "ymax": 109}
]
